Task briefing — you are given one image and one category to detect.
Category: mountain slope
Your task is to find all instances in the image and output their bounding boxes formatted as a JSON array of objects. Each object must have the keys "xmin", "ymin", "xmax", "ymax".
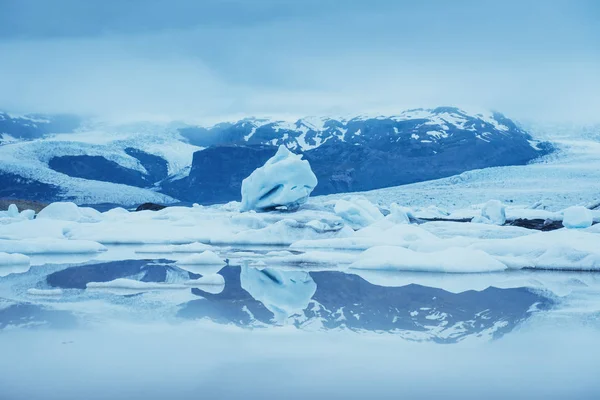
[
  {"xmin": 0, "ymin": 107, "xmax": 551, "ymax": 206},
  {"xmin": 165, "ymin": 107, "xmax": 551, "ymax": 203}
]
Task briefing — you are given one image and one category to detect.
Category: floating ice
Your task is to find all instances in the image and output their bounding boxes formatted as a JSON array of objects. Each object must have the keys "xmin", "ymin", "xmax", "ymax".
[
  {"xmin": 37, "ymin": 202, "xmax": 102, "ymax": 223},
  {"xmin": 177, "ymin": 251, "xmax": 226, "ymax": 265},
  {"xmin": 0, "ymin": 238, "xmax": 106, "ymax": 254},
  {"xmin": 27, "ymin": 288, "xmax": 63, "ymax": 296},
  {"xmin": 135, "ymin": 242, "xmax": 214, "ymax": 254},
  {"xmin": 349, "ymin": 246, "xmax": 507, "ymax": 273},
  {"xmin": 0, "ymin": 252, "xmax": 31, "ymax": 277},
  {"xmin": 183, "ymin": 274, "xmax": 225, "ymax": 287},
  {"xmin": 472, "ymin": 200, "xmax": 506, "ymax": 225},
  {"xmin": 265, "ymin": 250, "xmax": 356, "ymax": 265},
  {"xmin": 0, "ymin": 252, "xmax": 30, "ymax": 266},
  {"xmin": 334, "ymin": 197, "xmax": 383, "ymax": 229},
  {"xmin": 241, "ymin": 145, "xmax": 317, "ymax": 212},
  {"xmin": 562, "ymin": 206, "xmax": 593, "ymax": 229},
  {"xmin": 7, "ymin": 204, "xmax": 19, "ymax": 218},
  {"xmin": 87, "ymin": 279, "xmax": 188, "ymax": 290}
]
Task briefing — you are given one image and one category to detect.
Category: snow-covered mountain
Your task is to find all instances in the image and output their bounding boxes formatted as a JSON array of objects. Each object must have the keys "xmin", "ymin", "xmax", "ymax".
[
  {"xmin": 166, "ymin": 107, "xmax": 551, "ymax": 203},
  {"xmin": 0, "ymin": 108, "xmax": 551, "ymax": 206}
]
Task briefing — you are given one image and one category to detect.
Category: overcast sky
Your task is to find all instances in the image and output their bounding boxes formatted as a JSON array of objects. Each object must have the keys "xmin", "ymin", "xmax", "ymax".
[{"xmin": 0, "ymin": 0, "xmax": 598, "ymax": 123}]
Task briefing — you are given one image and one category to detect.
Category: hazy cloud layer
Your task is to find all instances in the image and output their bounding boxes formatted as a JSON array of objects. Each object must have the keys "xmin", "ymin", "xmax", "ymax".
[{"xmin": 1, "ymin": 0, "xmax": 599, "ymax": 123}]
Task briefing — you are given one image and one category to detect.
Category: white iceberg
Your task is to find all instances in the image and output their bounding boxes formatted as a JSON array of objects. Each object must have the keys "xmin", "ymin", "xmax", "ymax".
[
  {"xmin": 562, "ymin": 206, "xmax": 593, "ymax": 229},
  {"xmin": 334, "ymin": 196, "xmax": 383, "ymax": 229},
  {"xmin": 37, "ymin": 202, "xmax": 102, "ymax": 223},
  {"xmin": 241, "ymin": 145, "xmax": 317, "ymax": 212},
  {"xmin": 135, "ymin": 242, "xmax": 214, "ymax": 254},
  {"xmin": 0, "ymin": 252, "xmax": 31, "ymax": 276},
  {"xmin": 472, "ymin": 200, "xmax": 506, "ymax": 225},
  {"xmin": 27, "ymin": 288, "xmax": 63, "ymax": 296},
  {"xmin": 349, "ymin": 246, "xmax": 507, "ymax": 273},
  {"xmin": 177, "ymin": 251, "xmax": 226, "ymax": 265},
  {"xmin": 183, "ymin": 274, "xmax": 225, "ymax": 287},
  {"xmin": 0, "ymin": 238, "xmax": 106, "ymax": 254},
  {"xmin": 0, "ymin": 252, "xmax": 30, "ymax": 266}
]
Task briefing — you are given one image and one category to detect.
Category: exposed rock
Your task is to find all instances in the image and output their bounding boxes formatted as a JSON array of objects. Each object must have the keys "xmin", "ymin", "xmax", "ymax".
[
  {"xmin": 0, "ymin": 199, "xmax": 48, "ymax": 214},
  {"xmin": 135, "ymin": 202, "xmax": 167, "ymax": 212},
  {"xmin": 505, "ymin": 218, "xmax": 564, "ymax": 231}
]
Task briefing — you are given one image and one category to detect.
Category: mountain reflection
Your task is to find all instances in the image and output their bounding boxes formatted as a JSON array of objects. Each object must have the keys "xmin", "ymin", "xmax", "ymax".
[
  {"xmin": 181, "ymin": 265, "xmax": 552, "ymax": 342},
  {"xmin": 0, "ymin": 259, "xmax": 553, "ymax": 342}
]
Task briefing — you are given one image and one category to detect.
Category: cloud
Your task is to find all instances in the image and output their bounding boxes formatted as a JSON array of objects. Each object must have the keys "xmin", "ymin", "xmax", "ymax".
[{"xmin": 0, "ymin": 0, "xmax": 599, "ymax": 123}]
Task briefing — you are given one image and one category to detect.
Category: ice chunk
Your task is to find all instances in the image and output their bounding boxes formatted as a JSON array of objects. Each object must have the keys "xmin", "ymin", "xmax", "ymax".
[
  {"xmin": 472, "ymin": 200, "xmax": 506, "ymax": 225},
  {"xmin": 292, "ymin": 223, "xmax": 438, "ymax": 251},
  {"xmin": 334, "ymin": 197, "xmax": 383, "ymax": 229},
  {"xmin": 37, "ymin": 202, "xmax": 102, "ymax": 223},
  {"xmin": 7, "ymin": 204, "xmax": 19, "ymax": 217},
  {"xmin": 87, "ymin": 279, "xmax": 187, "ymax": 290},
  {"xmin": 27, "ymin": 288, "xmax": 63, "ymax": 296},
  {"xmin": 349, "ymin": 246, "xmax": 507, "ymax": 273},
  {"xmin": 225, "ymin": 218, "xmax": 352, "ymax": 246},
  {"xmin": 177, "ymin": 251, "xmax": 226, "ymax": 265},
  {"xmin": 562, "ymin": 206, "xmax": 593, "ymax": 229},
  {"xmin": 135, "ymin": 242, "xmax": 214, "ymax": 254},
  {"xmin": 387, "ymin": 203, "xmax": 411, "ymax": 224},
  {"xmin": 0, "ymin": 252, "xmax": 30, "ymax": 277},
  {"xmin": 471, "ymin": 230, "xmax": 600, "ymax": 271},
  {"xmin": 0, "ymin": 238, "xmax": 106, "ymax": 254},
  {"xmin": 183, "ymin": 274, "xmax": 225, "ymax": 287},
  {"xmin": 19, "ymin": 209, "xmax": 35, "ymax": 220},
  {"xmin": 241, "ymin": 145, "xmax": 317, "ymax": 212},
  {"xmin": 265, "ymin": 250, "xmax": 357, "ymax": 265},
  {"xmin": 240, "ymin": 266, "xmax": 316, "ymax": 321},
  {"xmin": 0, "ymin": 252, "xmax": 30, "ymax": 266}
]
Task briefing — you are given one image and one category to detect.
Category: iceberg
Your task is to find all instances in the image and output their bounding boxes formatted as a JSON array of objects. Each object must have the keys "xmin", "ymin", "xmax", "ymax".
[
  {"xmin": 37, "ymin": 202, "xmax": 102, "ymax": 223},
  {"xmin": 0, "ymin": 252, "xmax": 30, "ymax": 266},
  {"xmin": 0, "ymin": 238, "xmax": 106, "ymax": 254},
  {"xmin": 177, "ymin": 251, "xmax": 226, "ymax": 265},
  {"xmin": 349, "ymin": 246, "xmax": 507, "ymax": 273},
  {"xmin": 0, "ymin": 252, "xmax": 30, "ymax": 277},
  {"xmin": 241, "ymin": 146, "xmax": 317, "ymax": 212},
  {"xmin": 472, "ymin": 200, "xmax": 506, "ymax": 225},
  {"xmin": 562, "ymin": 206, "xmax": 593, "ymax": 229},
  {"xmin": 334, "ymin": 196, "xmax": 384, "ymax": 229}
]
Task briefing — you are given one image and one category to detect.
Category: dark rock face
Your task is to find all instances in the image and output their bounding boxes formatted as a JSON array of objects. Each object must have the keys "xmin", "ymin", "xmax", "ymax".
[
  {"xmin": 124, "ymin": 147, "xmax": 169, "ymax": 182},
  {"xmin": 0, "ymin": 171, "xmax": 62, "ymax": 202},
  {"xmin": 48, "ymin": 155, "xmax": 151, "ymax": 187},
  {"xmin": 162, "ymin": 145, "xmax": 275, "ymax": 204},
  {"xmin": 0, "ymin": 199, "xmax": 48, "ymax": 213},
  {"xmin": 135, "ymin": 202, "xmax": 167, "ymax": 212},
  {"xmin": 506, "ymin": 218, "xmax": 565, "ymax": 231}
]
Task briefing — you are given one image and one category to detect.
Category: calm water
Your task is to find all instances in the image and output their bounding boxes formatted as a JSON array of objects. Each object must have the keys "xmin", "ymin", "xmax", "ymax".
[{"xmin": 1, "ymin": 249, "xmax": 599, "ymax": 399}]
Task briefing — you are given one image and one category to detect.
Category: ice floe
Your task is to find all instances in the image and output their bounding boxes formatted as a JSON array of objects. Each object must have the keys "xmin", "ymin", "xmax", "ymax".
[{"xmin": 349, "ymin": 246, "xmax": 507, "ymax": 273}]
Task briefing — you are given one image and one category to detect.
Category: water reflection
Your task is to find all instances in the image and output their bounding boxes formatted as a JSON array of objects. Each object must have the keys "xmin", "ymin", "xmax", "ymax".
[
  {"xmin": 0, "ymin": 259, "xmax": 554, "ymax": 342},
  {"xmin": 183, "ymin": 265, "xmax": 552, "ymax": 342}
]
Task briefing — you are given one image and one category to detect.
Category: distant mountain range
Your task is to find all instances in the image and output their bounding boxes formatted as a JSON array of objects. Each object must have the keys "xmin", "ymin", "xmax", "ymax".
[{"xmin": 0, "ymin": 107, "xmax": 552, "ymax": 206}]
